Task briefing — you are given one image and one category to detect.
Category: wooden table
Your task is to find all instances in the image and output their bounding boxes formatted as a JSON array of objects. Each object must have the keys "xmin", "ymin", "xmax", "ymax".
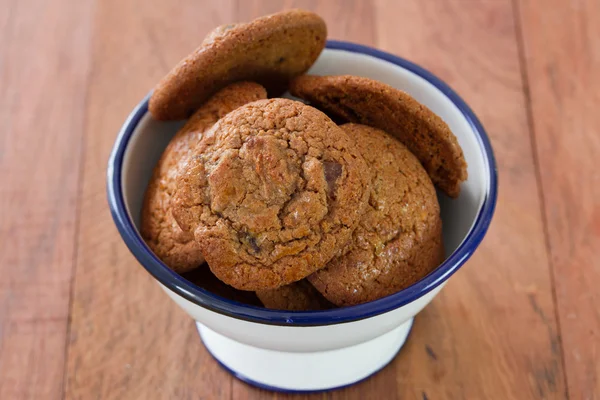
[{"xmin": 1, "ymin": 0, "xmax": 598, "ymax": 399}]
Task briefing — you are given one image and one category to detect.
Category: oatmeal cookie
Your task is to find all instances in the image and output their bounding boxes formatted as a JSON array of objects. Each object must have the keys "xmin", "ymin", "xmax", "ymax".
[
  {"xmin": 289, "ymin": 75, "xmax": 467, "ymax": 197},
  {"xmin": 141, "ymin": 82, "xmax": 267, "ymax": 273},
  {"xmin": 172, "ymin": 99, "xmax": 371, "ymax": 290},
  {"xmin": 256, "ymin": 280, "xmax": 332, "ymax": 311},
  {"xmin": 309, "ymin": 124, "xmax": 444, "ymax": 306},
  {"xmin": 149, "ymin": 9, "xmax": 326, "ymax": 120}
]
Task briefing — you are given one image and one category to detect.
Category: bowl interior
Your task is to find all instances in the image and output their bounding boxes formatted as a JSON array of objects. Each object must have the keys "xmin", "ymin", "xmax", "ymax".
[
  {"xmin": 122, "ymin": 48, "xmax": 488, "ymax": 260},
  {"xmin": 110, "ymin": 43, "xmax": 495, "ymax": 325}
]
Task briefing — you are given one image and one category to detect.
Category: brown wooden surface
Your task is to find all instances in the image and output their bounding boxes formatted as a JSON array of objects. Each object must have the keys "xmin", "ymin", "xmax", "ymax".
[
  {"xmin": 516, "ymin": 0, "xmax": 600, "ymax": 398},
  {"xmin": 0, "ymin": 0, "xmax": 597, "ymax": 399},
  {"xmin": 0, "ymin": 0, "xmax": 94, "ymax": 398}
]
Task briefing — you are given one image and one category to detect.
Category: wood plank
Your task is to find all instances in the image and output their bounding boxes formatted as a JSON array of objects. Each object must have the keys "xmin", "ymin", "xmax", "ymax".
[
  {"xmin": 64, "ymin": 1, "xmax": 236, "ymax": 399},
  {"xmin": 0, "ymin": 0, "xmax": 93, "ymax": 398},
  {"xmin": 233, "ymin": 0, "xmax": 377, "ymax": 45},
  {"xmin": 516, "ymin": 0, "xmax": 600, "ymax": 398}
]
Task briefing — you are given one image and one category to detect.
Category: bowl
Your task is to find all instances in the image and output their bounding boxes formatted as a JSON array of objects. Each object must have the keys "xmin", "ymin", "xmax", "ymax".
[{"xmin": 107, "ymin": 40, "xmax": 497, "ymax": 393}]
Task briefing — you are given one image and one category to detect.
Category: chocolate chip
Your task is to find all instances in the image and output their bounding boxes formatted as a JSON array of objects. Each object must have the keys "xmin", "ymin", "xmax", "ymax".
[
  {"xmin": 323, "ymin": 161, "xmax": 342, "ymax": 199},
  {"xmin": 240, "ymin": 232, "xmax": 260, "ymax": 253}
]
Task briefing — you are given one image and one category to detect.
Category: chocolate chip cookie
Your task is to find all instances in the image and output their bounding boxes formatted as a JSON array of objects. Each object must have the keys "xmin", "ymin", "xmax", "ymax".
[
  {"xmin": 256, "ymin": 280, "xmax": 332, "ymax": 311},
  {"xmin": 308, "ymin": 124, "xmax": 444, "ymax": 306},
  {"xmin": 141, "ymin": 82, "xmax": 267, "ymax": 273},
  {"xmin": 149, "ymin": 9, "xmax": 326, "ymax": 120},
  {"xmin": 182, "ymin": 267, "xmax": 262, "ymax": 307},
  {"xmin": 172, "ymin": 99, "xmax": 371, "ymax": 290},
  {"xmin": 289, "ymin": 75, "xmax": 467, "ymax": 197}
]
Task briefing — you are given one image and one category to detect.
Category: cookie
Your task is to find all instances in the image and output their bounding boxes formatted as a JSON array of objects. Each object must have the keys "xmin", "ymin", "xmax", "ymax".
[
  {"xmin": 172, "ymin": 99, "xmax": 371, "ymax": 290},
  {"xmin": 256, "ymin": 279, "xmax": 333, "ymax": 311},
  {"xmin": 141, "ymin": 82, "xmax": 267, "ymax": 273},
  {"xmin": 289, "ymin": 75, "xmax": 468, "ymax": 197},
  {"xmin": 308, "ymin": 124, "xmax": 444, "ymax": 306},
  {"xmin": 149, "ymin": 9, "xmax": 327, "ymax": 120},
  {"xmin": 181, "ymin": 267, "xmax": 262, "ymax": 307}
]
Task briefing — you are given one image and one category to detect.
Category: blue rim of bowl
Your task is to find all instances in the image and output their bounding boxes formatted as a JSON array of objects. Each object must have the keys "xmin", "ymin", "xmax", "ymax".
[{"xmin": 107, "ymin": 40, "xmax": 498, "ymax": 327}]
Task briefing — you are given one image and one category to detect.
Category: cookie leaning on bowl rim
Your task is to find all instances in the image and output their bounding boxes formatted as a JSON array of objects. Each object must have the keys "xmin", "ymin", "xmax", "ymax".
[
  {"xmin": 289, "ymin": 75, "xmax": 468, "ymax": 198},
  {"xmin": 141, "ymin": 82, "xmax": 267, "ymax": 273},
  {"xmin": 308, "ymin": 123, "xmax": 445, "ymax": 306},
  {"xmin": 171, "ymin": 98, "xmax": 371, "ymax": 291},
  {"xmin": 149, "ymin": 9, "xmax": 327, "ymax": 121}
]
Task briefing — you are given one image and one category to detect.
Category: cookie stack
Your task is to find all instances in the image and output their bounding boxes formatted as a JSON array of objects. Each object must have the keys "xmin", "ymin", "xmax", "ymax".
[{"xmin": 141, "ymin": 9, "xmax": 467, "ymax": 311}]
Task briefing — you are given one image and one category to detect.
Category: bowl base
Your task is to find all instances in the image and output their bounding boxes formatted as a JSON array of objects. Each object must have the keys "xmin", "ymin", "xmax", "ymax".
[{"xmin": 197, "ymin": 318, "xmax": 413, "ymax": 393}]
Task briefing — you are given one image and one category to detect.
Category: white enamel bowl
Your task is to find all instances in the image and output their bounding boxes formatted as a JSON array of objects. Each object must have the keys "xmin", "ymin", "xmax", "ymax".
[{"xmin": 107, "ymin": 41, "xmax": 497, "ymax": 393}]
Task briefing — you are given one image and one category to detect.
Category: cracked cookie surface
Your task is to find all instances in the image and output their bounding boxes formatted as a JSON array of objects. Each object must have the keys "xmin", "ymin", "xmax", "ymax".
[
  {"xmin": 308, "ymin": 124, "xmax": 444, "ymax": 306},
  {"xmin": 149, "ymin": 9, "xmax": 326, "ymax": 120},
  {"xmin": 256, "ymin": 279, "xmax": 332, "ymax": 311},
  {"xmin": 172, "ymin": 99, "xmax": 371, "ymax": 290},
  {"xmin": 289, "ymin": 75, "xmax": 467, "ymax": 197},
  {"xmin": 141, "ymin": 82, "xmax": 267, "ymax": 273}
]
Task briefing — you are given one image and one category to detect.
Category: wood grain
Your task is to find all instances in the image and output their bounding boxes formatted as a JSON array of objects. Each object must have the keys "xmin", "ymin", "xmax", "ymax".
[
  {"xmin": 64, "ymin": 1, "xmax": 235, "ymax": 399},
  {"xmin": 0, "ymin": 0, "xmax": 93, "ymax": 398},
  {"xmin": 516, "ymin": 0, "xmax": 600, "ymax": 398}
]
